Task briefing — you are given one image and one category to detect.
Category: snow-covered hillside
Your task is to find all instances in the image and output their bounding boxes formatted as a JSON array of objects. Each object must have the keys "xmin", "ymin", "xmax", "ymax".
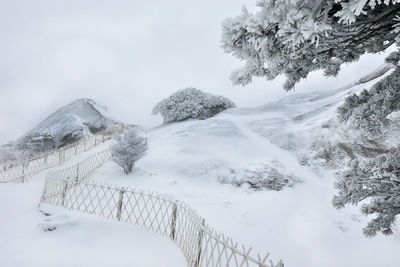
[
  {"xmin": 1, "ymin": 66, "xmax": 399, "ymax": 267},
  {"xmin": 0, "ymin": 98, "xmax": 120, "ymax": 161},
  {"xmin": 21, "ymin": 98, "xmax": 119, "ymax": 146},
  {"xmin": 88, "ymin": 67, "xmax": 400, "ymax": 267}
]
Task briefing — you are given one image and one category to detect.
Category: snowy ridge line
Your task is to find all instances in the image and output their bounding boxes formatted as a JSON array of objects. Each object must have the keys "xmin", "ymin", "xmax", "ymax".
[
  {"xmin": 41, "ymin": 153, "xmax": 283, "ymax": 267},
  {"xmin": 0, "ymin": 125, "xmax": 124, "ymax": 183},
  {"xmin": 338, "ymin": 63, "xmax": 394, "ymax": 91}
]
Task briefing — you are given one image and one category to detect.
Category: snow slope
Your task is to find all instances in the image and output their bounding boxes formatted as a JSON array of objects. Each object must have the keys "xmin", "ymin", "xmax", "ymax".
[
  {"xmin": 0, "ymin": 98, "xmax": 121, "ymax": 162},
  {"xmin": 0, "ymin": 154, "xmax": 186, "ymax": 267},
  {"xmin": 1, "ymin": 65, "xmax": 398, "ymax": 267},
  {"xmin": 21, "ymin": 98, "xmax": 119, "ymax": 146},
  {"xmin": 89, "ymin": 67, "xmax": 400, "ymax": 267}
]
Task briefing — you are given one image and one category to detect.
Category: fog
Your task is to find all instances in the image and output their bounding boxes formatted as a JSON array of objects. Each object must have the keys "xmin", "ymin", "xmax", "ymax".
[{"xmin": 0, "ymin": 0, "xmax": 390, "ymax": 143}]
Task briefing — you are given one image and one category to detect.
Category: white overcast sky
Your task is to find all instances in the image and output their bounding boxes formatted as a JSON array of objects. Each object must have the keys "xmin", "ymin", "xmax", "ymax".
[{"xmin": 0, "ymin": 0, "xmax": 391, "ymax": 144}]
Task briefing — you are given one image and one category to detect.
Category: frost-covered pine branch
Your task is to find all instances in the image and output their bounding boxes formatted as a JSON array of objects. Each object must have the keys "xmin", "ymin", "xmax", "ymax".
[
  {"xmin": 111, "ymin": 129, "xmax": 147, "ymax": 174},
  {"xmin": 333, "ymin": 56, "xmax": 400, "ymax": 237},
  {"xmin": 338, "ymin": 65, "xmax": 400, "ymax": 139},
  {"xmin": 333, "ymin": 151, "xmax": 400, "ymax": 237},
  {"xmin": 221, "ymin": 0, "xmax": 400, "ymax": 90},
  {"xmin": 152, "ymin": 88, "xmax": 235, "ymax": 123}
]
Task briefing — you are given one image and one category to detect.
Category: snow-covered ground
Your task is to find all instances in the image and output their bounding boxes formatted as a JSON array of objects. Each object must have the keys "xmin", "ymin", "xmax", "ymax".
[
  {"xmin": 88, "ymin": 72, "xmax": 400, "ymax": 267},
  {"xmin": 0, "ymin": 142, "xmax": 186, "ymax": 267},
  {"xmin": 1, "ymin": 66, "xmax": 399, "ymax": 267},
  {"xmin": 0, "ymin": 178, "xmax": 186, "ymax": 267}
]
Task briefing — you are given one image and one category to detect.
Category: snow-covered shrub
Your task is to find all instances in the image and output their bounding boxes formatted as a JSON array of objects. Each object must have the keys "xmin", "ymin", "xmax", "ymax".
[
  {"xmin": 111, "ymin": 129, "xmax": 147, "ymax": 174},
  {"xmin": 0, "ymin": 145, "xmax": 17, "ymax": 163},
  {"xmin": 152, "ymin": 88, "xmax": 235, "ymax": 123},
  {"xmin": 218, "ymin": 163, "xmax": 301, "ymax": 191},
  {"xmin": 18, "ymin": 132, "xmax": 57, "ymax": 158}
]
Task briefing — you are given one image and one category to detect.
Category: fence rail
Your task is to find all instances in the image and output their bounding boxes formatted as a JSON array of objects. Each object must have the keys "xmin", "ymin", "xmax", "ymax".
[
  {"xmin": 40, "ymin": 150, "xmax": 283, "ymax": 267},
  {"xmin": 0, "ymin": 125, "xmax": 123, "ymax": 183}
]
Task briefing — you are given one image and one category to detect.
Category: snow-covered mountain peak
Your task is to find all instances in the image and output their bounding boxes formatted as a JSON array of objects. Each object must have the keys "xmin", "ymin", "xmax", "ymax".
[
  {"xmin": 20, "ymin": 98, "xmax": 118, "ymax": 147},
  {"xmin": 0, "ymin": 98, "xmax": 121, "ymax": 162}
]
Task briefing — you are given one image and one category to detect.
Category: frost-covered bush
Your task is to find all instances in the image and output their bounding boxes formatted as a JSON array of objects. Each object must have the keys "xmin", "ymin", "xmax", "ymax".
[
  {"xmin": 111, "ymin": 129, "xmax": 147, "ymax": 174},
  {"xmin": 0, "ymin": 146, "xmax": 17, "ymax": 164},
  {"xmin": 219, "ymin": 163, "xmax": 301, "ymax": 191},
  {"xmin": 221, "ymin": 0, "xmax": 400, "ymax": 90},
  {"xmin": 152, "ymin": 88, "xmax": 235, "ymax": 123},
  {"xmin": 333, "ymin": 151, "xmax": 400, "ymax": 237}
]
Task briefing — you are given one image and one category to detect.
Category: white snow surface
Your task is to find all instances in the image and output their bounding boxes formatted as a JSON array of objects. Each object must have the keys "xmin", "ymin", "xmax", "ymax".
[
  {"xmin": 0, "ymin": 178, "xmax": 186, "ymax": 267},
  {"xmin": 89, "ymin": 73, "xmax": 400, "ymax": 267}
]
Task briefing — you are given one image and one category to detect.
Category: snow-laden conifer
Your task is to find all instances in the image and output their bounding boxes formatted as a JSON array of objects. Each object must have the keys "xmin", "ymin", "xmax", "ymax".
[
  {"xmin": 152, "ymin": 88, "xmax": 235, "ymax": 123},
  {"xmin": 111, "ymin": 129, "xmax": 147, "ymax": 174},
  {"xmin": 333, "ymin": 151, "xmax": 400, "ymax": 237},
  {"xmin": 332, "ymin": 64, "xmax": 400, "ymax": 236},
  {"xmin": 338, "ymin": 67, "xmax": 400, "ymax": 138},
  {"xmin": 221, "ymin": 1, "xmax": 400, "ymax": 90}
]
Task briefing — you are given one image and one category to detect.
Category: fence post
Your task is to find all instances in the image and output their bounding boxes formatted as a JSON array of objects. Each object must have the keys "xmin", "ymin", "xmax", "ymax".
[
  {"xmin": 116, "ymin": 189, "xmax": 125, "ymax": 221},
  {"xmin": 40, "ymin": 179, "xmax": 48, "ymax": 202},
  {"xmin": 59, "ymin": 149, "xmax": 65, "ymax": 163},
  {"xmin": 21, "ymin": 161, "xmax": 26, "ymax": 183},
  {"xmin": 75, "ymin": 164, "xmax": 80, "ymax": 184},
  {"xmin": 61, "ymin": 180, "xmax": 69, "ymax": 207},
  {"xmin": 170, "ymin": 203, "xmax": 178, "ymax": 240},
  {"xmin": 40, "ymin": 185, "xmax": 47, "ymax": 202},
  {"xmin": 195, "ymin": 219, "xmax": 206, "ymax": 267}
]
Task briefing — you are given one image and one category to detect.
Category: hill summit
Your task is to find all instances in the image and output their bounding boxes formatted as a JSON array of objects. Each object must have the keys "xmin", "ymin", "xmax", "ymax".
[{"xmin": 1, "ymin": 98, "xmax": 120, "ymax": 161}]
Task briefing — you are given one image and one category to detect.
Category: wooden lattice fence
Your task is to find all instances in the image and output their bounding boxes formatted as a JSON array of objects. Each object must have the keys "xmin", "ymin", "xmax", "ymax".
[
  {"xmin": 0, "ymin": 125, "xmax": 123, "ymax": 183},
  {"xmin": 40, "ymin": 150, "xmax": 283, "ymax": 267}
]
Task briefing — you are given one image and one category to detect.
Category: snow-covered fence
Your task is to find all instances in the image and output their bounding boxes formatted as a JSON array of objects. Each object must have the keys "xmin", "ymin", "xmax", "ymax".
[
  {"xmin": 46, "ymin": 149, "xmax": 111, "ymax": 184},
  {"xmin": 0, "ymin": 125, "xmax": 123, "ymax": 183},
  {"xmin": 40, "ymin": 150, "xmax": 283, "ymax": 267},
  {"xmin": 41, "ymin": 179, "xmax": 282, "ymax": 267}
]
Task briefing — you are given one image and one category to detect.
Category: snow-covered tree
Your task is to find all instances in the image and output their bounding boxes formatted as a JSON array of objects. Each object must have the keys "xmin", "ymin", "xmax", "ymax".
[
  {"xmin": 0, "ymin": 147, "xmax": 16, "ymax": 163},
  {"xmin": 111, "ymin": 129, "xmax": 147, "ymax": 174},
  {"xmin": 221, "ymin": 0, "xmax": 400, "ymax": 90},
  {"xmin": 152, "ymin": 88, "xmax": 235, "ymax": 123},
  {"xmin": 333, "ymin": 151, "xmax": 400, "ymax": 237},
  {"xmin": 332, "ymin": 63, "xmax": 400, "ymax": 236}
]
